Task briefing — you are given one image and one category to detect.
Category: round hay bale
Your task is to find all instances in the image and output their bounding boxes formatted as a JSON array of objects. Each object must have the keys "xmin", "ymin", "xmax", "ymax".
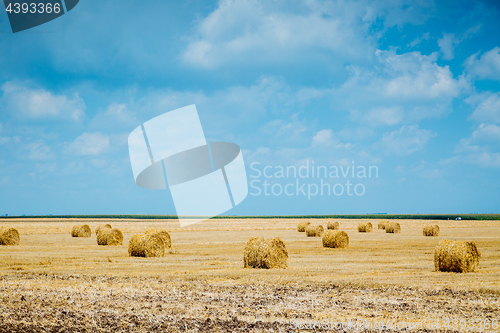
[
  {"xmin": 97, "ymin": 228, "xmax": 123, "ymax": 246},
  {"xmin": 377, "ymin": 221, "xmax": 387, "ymax": 230},
  {"xmin": 0, "ymin": 227, "xmax": 20, "ymax": 246},
  {"xmin": 423, "ymin": 224, "xmax": 440, "ymax": 237},
  {"xmin": 385, "ymin": 222, "xmax": 401, "ymax": 233},
  {"xmin": 128, "ymin": 233, "xmax": 165, "ymax": 257},
  {"xmin": 145, "ymin": 229, "xmax": 171, "ymax": 248},
  {"xmin": 243, "ymin": 237, "xmax": 288, "ymax": 269},
  {"xmin": 327, "ymin": 221, "xmax": 339, "ymax": 230},
  {"xmin": 434, "ymin": 239, "xmax": 480, "ymax": 273},
  {"xmin": 71, "ymin": 224, "xmax": 91, "ymax": 237},
  {"xmin": 305, "ymin": 224, "xmax": 324, "ymax": 237},
  {"xmin": 95, "ymin": 224, "xmax": 112, "ymax": 235},
  {"xmin": 357, "ymin": 222, "xmax": 373, "ymax": 232},
  {"xmin": 322, "ymin": 230, "xmax": 349, "ymax": 248},
  {"xmin": 297, "ymin": 221, "xmax": 311, "ymax": 232}
]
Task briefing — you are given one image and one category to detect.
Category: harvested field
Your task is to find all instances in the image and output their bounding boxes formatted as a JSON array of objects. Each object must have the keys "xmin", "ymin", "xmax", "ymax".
[{"xmin": 0, "ymin": 218, "xmax": 499, "ymax": 332}]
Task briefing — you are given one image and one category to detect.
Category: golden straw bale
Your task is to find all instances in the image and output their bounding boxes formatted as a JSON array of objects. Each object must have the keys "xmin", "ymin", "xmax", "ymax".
[
  {"xmin": 423, "ymin": 224, "xmax": 440, "ymax": 236},
  {"xmin": 322, "ymin": 230, "xmax": 349, "ymax": 248},
  {"xmin": 297, "ymin": 221, "xmax": 311, "ymax": 232},
  {"xmin": 71, "ymin": 224, "xmax": 91, "ymax": 237},
  {"xmin": 385, "ymin": 222, "xmax": 401, "ymax": 233},
  {"xmin": 128, "ymin": 233, "xmax": 165, "ymax": 257},
  {"xmin": 357, "ymin": 222, "xmax": 373, "ymax": 232},
  {"xmin": 145, "ymin": 229, "xmax": 171, "ymax": 249},
  {"xmin": 305, "ymin": 224, "xmax": 324, "ymax": 237},
  {"xmin": 95, "ymin": 224, "xmax": 112, "ymax": 235},
  {"xmin": 243, "ymin": 237, "xmax": 288, "ymax": 269},
  {"xmin": 97, "ymin": 228, "xmax": 123, "ymax": 246},
  {"xmin": 377, "ymin": 221, "xmax": 387, "ymax": 230},
  {"xmin": 327, "ymin": 221, "xmax": 339, "ymax": 230},
  {"xmin": 0, "ymin": 227, "xmax": 20, "ymax": 245},
  {"xmin": 434, "ymin": 239, "xmax": 480, "ymax": 273}
]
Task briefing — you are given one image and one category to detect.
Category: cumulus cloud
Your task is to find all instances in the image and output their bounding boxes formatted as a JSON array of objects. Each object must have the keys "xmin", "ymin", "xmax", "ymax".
[
  {"xmin": 26, "ymin": 142, "xmax": 54, "ymax": 160},
  {"xmin": 90, "ymin": 103, "xmax": 138, "ymax": 129},
  {"xmin": 312, "ymin": 129, "xmax": 334, "ymax": 146},
  {"xmin": 438, "ymin": 26, "xmax": 480, "ymax": 60},
  {"xmin": 182, "ymin": 0, "xmax": 433, "ymax": 69},
  {"xmin": 455, "ymin": 124, "xmax": 500, "ymax": 167},
  {"xmin": 304, "ymin": 50, "xmax": 468, "ymax": 125},
  {"xmin": 1, "ymin": 82, "xmax": 85, "ymax": 121},
  {"xmin": 466, "ymin": 92, "xmax": 500, "ymax": 124},
  {"xmin": 465, "ymin": 47, "xmax": 500, "ymax": 80},
  {"xmin": 438, "ymin": 33, "xmax": 459, "ymax": 60},
  {"xmin": 378, "ymin": 125, "xmax": 436, "ymax": 156},
  {"xmin": 64, "ymin": 132, "xmax": 110, "ymax": 156}
]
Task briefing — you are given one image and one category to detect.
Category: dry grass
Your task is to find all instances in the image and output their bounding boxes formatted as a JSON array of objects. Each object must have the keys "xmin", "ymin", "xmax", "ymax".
[
  {"xmin": 0, "ymin": 227, "xmax": 20, "ymax": 245},
  {"xmin": 386, "ymin": 222, "xmax": 401, "ymax": 233},
  {"xmin": 0, "ymin": 218, "xmax": 499, "ymax": 331},
  {"xmin": 305, "ymin": 224, "xmax": 324, "ymax": 237},
  {"xmin": 97, "ymin": 228, "xmax": 123, "ymax": 246},
  {"xmin": 357, "ymin": 222, "xmax": 373, "ymax": 232},
  {"xmin": 322, "ymin": 230, "xmax": 349, "ymax": 248},
  {"xmin": 434, "ymin": 239, "xmax": 481, "ymax": 273},
  {"xmin": 95, "ymin": 224, "xmax": 111, "ymax": 235},
  {"xmin": 128, "ymin": 233, "xmax": 165, "ymax": 257},
  {"xmin": 327, "ymin": 221, "xmax": 339, "ymax": 230},
  {"xmin": 378, "ymin": 221, "xmax": 387, "ymax": 229},
  {"xmin": 296, "ymin": 221, "xmax": 310, "ymax": 232},
  {"xmin": 423, "ymin": 224, "xmax": 439, "ymax": 236},
  {"xmin": 243, "ymin": 237, "xmax": 288, "ymax": 269},
  {"xmin": 145, "ymin": 229, "xmax": 171, "ymax": 249},
  {"xmin": 71, "ymin": 224, "xmax": 91, "ymax": 237}
]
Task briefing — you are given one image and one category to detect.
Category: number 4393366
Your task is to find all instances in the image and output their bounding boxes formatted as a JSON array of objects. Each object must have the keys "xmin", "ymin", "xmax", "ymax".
[{"xmin": 6, "ymin": 2, "xmax": 61, "ymax": 14}]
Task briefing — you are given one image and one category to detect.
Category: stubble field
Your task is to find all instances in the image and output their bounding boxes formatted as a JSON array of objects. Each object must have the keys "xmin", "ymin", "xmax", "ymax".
[{"xmin": 0, "ymin": 218, "xmax": 499, "ymax": 332}]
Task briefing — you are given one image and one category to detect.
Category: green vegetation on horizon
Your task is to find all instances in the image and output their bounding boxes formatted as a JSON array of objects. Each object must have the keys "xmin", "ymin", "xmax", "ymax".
[{"xmin": 1, "ymin": 214, "xmax": 499, "ymax": 220}]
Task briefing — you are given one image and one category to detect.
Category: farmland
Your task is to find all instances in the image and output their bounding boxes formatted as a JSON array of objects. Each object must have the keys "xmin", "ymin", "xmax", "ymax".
[{"xmin": 0, "ymin": 218, "xmax": 499, "ymax": 332}]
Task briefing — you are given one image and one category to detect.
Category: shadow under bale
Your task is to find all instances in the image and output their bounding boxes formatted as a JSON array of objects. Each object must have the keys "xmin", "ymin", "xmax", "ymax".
[
  {"xmin": 434, "ymin": 239, "xmax": 480, "ymax": 273},
  {"xmin": 243, "ymin": 237, "xmax": 288, "ymax": 269}
]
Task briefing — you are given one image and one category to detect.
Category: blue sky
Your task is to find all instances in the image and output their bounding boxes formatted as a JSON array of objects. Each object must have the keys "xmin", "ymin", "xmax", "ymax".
[{"xmin": 1, "ymin": 0, "xmax": 500, "ymax": 216}]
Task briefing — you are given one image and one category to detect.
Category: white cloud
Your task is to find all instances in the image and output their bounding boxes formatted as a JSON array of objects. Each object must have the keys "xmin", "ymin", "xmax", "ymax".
[
  {"xmin": 438, "ymin": 26, "xmax": 480, "ymax": 60},
  {"xmin": 378, "ymin": 125, "xmax": 436, "ymax": 156},
  {"xmin": 1, "ymin": 82, "xmax": 85, "ymax": 121},
  {"xmin": 454, "ymin": 124, "xmax": 500, "ymax": 168},
  {"xmin": 64, "ymin": 132, "xmax": 110, "ymax": 156},
  {"xmin": 438, "ymin": 33, "xmax": 458, "ymax": 60},
  {"xmin": 182, "ymin": 0, "xmax": 433, "ymax": 69},
  {"xmin": 312, "ymin": 50, "xmax": 469, "ymax": 125},
  {"xmin": 466, "ymin": 92, "xmax": 500, "ymax": 124},
  {"xmin": 312, "ymin": 129, "xmax": 333, "ymax": 146},
  {"xmin": 465, "ymin": 47, "xmax": 500, "ymax": 80},
  {"xmin": 90, "ymin": 103, "xmax": 138, "ymax": 129},
  {"xmin": 26, "ymin": 142, "xmax": 54, "ymax": 161}
]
